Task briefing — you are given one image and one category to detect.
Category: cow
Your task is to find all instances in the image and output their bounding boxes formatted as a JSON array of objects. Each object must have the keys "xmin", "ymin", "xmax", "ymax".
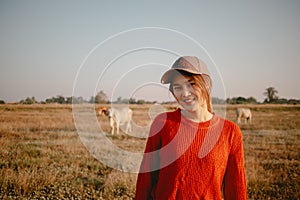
[
  {"xmin": 106, "ymin": 107, "xmax": 133, "ymax": 135},
  {"xmin": 236, "ymin": 108, "xmax": 252, "ymax": 124}
]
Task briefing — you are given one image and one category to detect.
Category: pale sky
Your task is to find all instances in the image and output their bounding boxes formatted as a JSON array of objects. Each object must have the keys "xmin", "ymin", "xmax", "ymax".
[{"xmin": 1, "ymin": 0, "xmax": 299, "ymax": 103}]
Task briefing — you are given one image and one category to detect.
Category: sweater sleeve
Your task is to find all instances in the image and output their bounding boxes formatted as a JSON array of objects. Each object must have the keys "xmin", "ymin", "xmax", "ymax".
[
  {"xmin": 135, "ymin": 117, "xmax": 163, "ymax": 200},
  {"xmin": 223, "ymin": 125, "xmax": 247, "ymax": 200}
]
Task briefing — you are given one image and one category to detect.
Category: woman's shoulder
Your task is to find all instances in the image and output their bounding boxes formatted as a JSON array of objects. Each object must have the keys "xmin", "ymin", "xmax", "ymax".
[
  {"xmin": 214, "ymin": 114, "xmax": 241, "ymax": 134},
  {"xmin": 154, "ymin": 108, "xmax": 180, "ymax": 121},
  {"xmin": 148, "ymin": 109, "xmax": 180, "ymax": 137},
  {"xmin": 150, "ymin": 109, "xmax": 181, "ymax": 130}
]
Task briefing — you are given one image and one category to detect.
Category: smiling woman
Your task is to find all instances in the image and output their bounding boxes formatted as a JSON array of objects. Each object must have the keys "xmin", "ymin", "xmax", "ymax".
[
  {"xmin": 169, "ymin": 70, "xmax": 212, "ymax": 122},
  {"xmin": 135, "ymin": 56, "xmax": 248, "ymax": 199}
]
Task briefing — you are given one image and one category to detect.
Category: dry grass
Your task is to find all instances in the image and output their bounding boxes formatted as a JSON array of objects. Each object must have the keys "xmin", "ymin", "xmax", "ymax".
[{"xmin": 0, "ymin": 104, "xmax": 299, "ymax": 199}]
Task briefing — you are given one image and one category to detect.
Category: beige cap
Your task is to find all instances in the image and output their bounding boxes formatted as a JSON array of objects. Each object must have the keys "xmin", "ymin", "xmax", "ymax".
[{"xmin": 161, "ymin": 56, "xmax": 210, "ymax": 84}]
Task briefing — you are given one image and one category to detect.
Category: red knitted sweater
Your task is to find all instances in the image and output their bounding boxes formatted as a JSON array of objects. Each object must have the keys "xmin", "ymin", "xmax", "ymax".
[{"xmin": 135, "ymin": 109, "xmax": 247, "ymax": 200}]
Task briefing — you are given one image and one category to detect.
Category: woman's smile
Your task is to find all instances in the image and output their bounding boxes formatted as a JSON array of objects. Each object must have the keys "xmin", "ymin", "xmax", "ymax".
[{"xmin": 172, "ymin": 75, "xmax": 199, "ymax": 111}]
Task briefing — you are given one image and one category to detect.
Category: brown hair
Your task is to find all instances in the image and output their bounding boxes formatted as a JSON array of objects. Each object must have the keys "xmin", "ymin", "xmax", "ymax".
[{"xmin": 169, "ymin": 70, "xmax": 213, "ymax": 112}]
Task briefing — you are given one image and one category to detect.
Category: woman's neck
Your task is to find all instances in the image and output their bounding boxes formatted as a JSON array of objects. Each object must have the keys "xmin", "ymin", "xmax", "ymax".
[{"xmin": 181, "ymin": 108, "xmax": 213, "ymax": 123}]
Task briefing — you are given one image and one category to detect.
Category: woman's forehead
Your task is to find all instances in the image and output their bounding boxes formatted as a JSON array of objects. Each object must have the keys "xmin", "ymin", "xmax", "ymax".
[{"xmin": 172, "ymin": 74, "xmax": 193, "ymax": 85}]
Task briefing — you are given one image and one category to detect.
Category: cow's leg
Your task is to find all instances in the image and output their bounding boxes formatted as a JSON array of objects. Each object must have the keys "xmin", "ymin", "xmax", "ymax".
[
  {"xmin": 129, "ymin": 122, "xmax": 132, "ymax": 132},
  {"xmin": 110, "ymin": 125, "xmax": 114, "ymax": 135},
  {"xmin": 247, "ymin": 116, "xmax": 251, "ymax": 124},
  {"xmin": 237, "ymin": 117, "xmax": 241, "ymax": 124},
  {"xmin": 126, "ymin": 121, "xmax": 131, "ymax": 133},
  {"xmin": 111, "ymin": 126, "xmax": 114, "ymax": 135},
  {"xmin": 110, "ymin": 118, "xmax": 114, "ymax": 135},
  {"xmin": 116, "ymin": 122, "xmax": 120, "ymax": 135}
]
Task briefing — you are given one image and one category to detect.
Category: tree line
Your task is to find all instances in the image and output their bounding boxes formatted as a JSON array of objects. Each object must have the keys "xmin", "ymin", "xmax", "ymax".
[
  {"xmin": 226, "ymin": 87, "xmax": 300, "ymax": 104},
  {"xmin": 1, "ymin": 87, "xmax": 299, "ymax": 105}
]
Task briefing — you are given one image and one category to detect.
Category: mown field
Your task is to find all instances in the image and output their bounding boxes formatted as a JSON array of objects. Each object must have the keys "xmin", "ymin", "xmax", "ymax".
[{"xmin": 0, "ymin": 104, "xmax": 299, "ymax": 199}]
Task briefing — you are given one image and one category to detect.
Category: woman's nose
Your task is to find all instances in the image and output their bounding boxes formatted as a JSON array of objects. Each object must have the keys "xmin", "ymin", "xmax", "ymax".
[{"xmin": 182, "ymin": 86, "xmax": 191, "ymax": 97}]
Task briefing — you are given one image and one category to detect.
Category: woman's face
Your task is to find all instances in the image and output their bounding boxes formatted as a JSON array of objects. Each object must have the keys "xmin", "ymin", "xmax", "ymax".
[{"xmin": 171, "ymin": 74, "xmax": 204, "ymax": 113}]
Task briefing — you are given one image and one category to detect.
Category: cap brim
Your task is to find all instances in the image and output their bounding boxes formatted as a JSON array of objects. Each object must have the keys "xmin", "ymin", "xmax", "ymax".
[{"xmin": 160, "ymin": 68, "xmax": 203, "ymax": 84}]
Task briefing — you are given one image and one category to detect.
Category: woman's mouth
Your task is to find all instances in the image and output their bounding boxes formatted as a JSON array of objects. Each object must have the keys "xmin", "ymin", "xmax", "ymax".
[{"xmin": 182, "ymin": 98, "xmax": 195, "ymax": 104}]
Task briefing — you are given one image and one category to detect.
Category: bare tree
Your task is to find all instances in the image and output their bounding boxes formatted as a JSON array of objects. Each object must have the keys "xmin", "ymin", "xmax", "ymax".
[{"xmin": 263, "ymin": 87, "xmax": 278, "ymax": 103}]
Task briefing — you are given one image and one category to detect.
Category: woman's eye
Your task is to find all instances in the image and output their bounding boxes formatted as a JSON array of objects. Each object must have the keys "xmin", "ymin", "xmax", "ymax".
[{"xmin": 173, "ymin": 86, "xmax": 181, "ymax": 91}]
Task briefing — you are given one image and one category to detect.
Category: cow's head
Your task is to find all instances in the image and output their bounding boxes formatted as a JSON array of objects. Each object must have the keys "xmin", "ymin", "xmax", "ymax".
[{"xmin": 98, "ymin": 107, "xmax": 108, "ymax": 116}]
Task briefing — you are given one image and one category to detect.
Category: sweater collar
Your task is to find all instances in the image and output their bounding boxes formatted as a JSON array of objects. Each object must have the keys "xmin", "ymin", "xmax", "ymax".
[{"xmin": 174, "ymin": 109, "xmax": 220, "ymax": 129}]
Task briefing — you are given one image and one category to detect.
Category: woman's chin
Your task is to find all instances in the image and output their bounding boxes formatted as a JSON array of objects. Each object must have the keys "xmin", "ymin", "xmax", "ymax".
[{"xmin": 180, "ymin": 100, "xmax": 198, "ymax": 112}]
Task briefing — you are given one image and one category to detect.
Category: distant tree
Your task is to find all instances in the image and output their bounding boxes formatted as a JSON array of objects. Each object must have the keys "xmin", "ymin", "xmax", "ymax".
[
  {"xmin": 247, "ymin": 96, "xmax": 258, "ymax": 104},
  {"xmin": 276, "ymin": 98, "xmax": 288, "ymax": 104},
  {"xmin": 121, "ymin": 98, "xmax": 129, "ymax": 104},
  {"xmin": 66, "ymin": 97, "xmax": 73, "ymax": 104},
  {"xmin": 136, "ymin": 99, "xmax": 145, "ymax": 104},
  {"xmin": 226, "ymin": 98, "xmax": 233, "ymax": 104},
  {"xmin": 226, "ymin": 96, "xmax": 258, "ymax": 104},
  {"xmin": 55, "ymin": 95, "xmax": 66, "ymax": 104},
  {"xmin": 0, "ymin": 99, "xmax": 5, "ymax": 104},
  {"xmin": 20, "ymin": 96, "xmax": 36, "ymax": 104},
  {"xmin": 66, "ymin": 96, "xmax": 84, "ymax": 104},
  {"xmin": 45, "ymin": 95, "xmax": 66, "ymax": 104},
  {"xmin": 236, "ymin": 96, "xmax": 247, "ymax": 104},
  {"xmin": 45, "ymin": 98, "xmax": 52, "ymax": 103},
  {"xmin": 288, "ymin": 99, "xmax": 300, "ymax": 105},
  {"xmin": 263, "ymin": 87, "xmax": 278, "ymax": 103},
  {"xmin": 95, "ymin": 90, "xmax": 108, "ymax": 104},
  {"xmin": 45, "ymin": 97, "xmax": 54, "ymax": 103},
  {"xmin": 226, "ymin": 96, "xmax": 246, "ymax": 104},
  {"xmin": 212, "ymin": 97, "xmax": 226, "ymax": 104},
  {"xmin": 115, "ymin": 97, "xmax": 122, "ymax": 104},
  {"xmin": 129, "ymin": 98, "xmax": 136, "ymax": 104},
  {"xmin": 89, "ymin": 96, "xmax": 95, "ymax": 104},
  {"xmin": 230, "ymin": 97, "xmax": 239, "ymax": 104},
  {"xmin": 77, "ymin": 96, "xmax": 85, "ymax": 103}
]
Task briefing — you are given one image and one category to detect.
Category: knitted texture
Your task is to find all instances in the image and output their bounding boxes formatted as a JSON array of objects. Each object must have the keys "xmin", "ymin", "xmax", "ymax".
[{"xmin": 135, "ymin": 109, "xmax": 247, "ymax": 200}]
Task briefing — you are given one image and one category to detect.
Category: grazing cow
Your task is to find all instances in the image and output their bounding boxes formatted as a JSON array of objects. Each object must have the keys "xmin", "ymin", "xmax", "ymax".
[
  {"xmin": 107, "ymin": 107, "xmax": 133, "ymax": 135},
  {"xmin": 236, "ymin": 108, "xmax": 252, "ymax": 124}
]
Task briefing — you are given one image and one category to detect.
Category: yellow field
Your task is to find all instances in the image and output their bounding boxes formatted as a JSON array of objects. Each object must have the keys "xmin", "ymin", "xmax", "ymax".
[{"xmin": 0, "ymin": 104, "xmax": 299, "ymax": 199}]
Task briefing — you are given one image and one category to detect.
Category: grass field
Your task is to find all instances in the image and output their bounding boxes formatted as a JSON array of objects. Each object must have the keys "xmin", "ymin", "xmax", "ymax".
[{"xmin": 0, "ymin": 104, "xmax": 299, "ymax": 199}]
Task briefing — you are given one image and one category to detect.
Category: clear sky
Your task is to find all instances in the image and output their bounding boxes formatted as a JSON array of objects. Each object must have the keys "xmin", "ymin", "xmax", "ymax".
[{"xmin": 1, "ymin": 0, "xmax": 299, "ymax": 103}]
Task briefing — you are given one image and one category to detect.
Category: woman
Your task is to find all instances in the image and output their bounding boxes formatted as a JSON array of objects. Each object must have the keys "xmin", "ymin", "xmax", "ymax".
[{"xmin": 135, "ymin": 56, "xmax": 247, "ymax": 199}]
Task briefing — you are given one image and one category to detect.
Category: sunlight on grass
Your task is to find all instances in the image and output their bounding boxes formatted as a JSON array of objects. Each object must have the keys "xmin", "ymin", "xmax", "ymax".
[{"xmin": 0, "ymin": 104, "xmax": 299, "ymax": 199}]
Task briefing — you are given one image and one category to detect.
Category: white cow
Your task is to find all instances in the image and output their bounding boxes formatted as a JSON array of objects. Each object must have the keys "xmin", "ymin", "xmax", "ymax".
[
  {"xmin": 107, "ymin": 107, "xmax": 133, "ymax": 135},
  {"xmin": 236, "ymin": 108, "xmax": 252, "ymax": 124}
]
